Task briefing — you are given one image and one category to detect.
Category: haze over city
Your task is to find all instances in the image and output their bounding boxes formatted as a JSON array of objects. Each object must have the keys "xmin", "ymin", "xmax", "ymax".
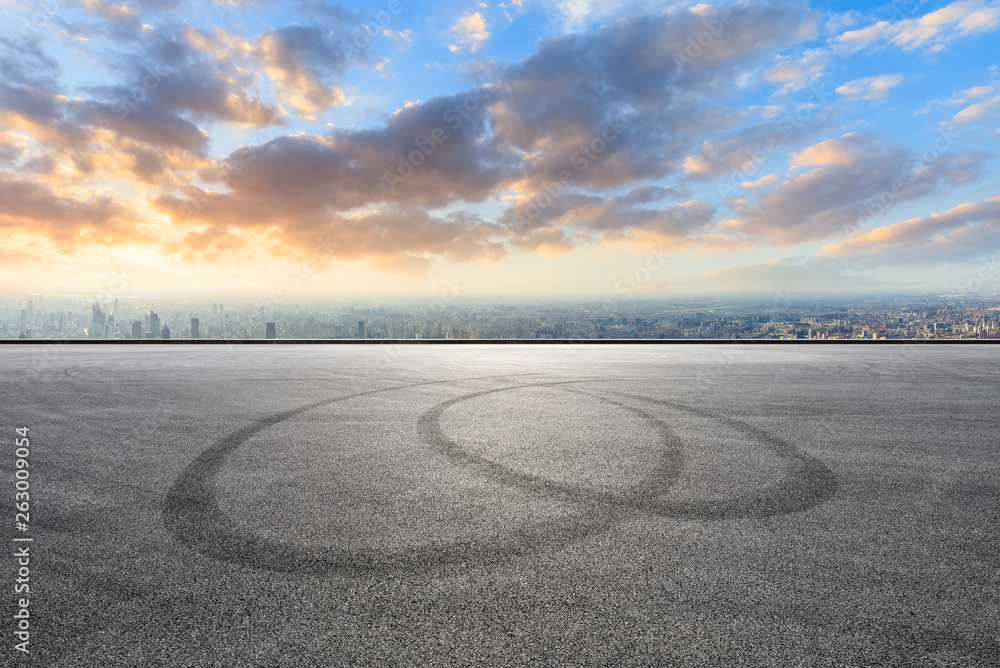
[{"xmin": 1, "ymin": 0, "xmax": 998, "ymax": 298}]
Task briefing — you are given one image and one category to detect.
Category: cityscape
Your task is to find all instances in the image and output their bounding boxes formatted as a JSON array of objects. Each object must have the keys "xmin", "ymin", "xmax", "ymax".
[{"xmin": 3, "ymin": 293, "xmax": 999, "ymax": 341}]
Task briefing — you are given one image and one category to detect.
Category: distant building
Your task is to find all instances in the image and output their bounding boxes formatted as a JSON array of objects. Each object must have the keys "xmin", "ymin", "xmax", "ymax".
[
  {"xmin": 148, "ymin": 310, "xmax": 161, "ymax": 338},
  {"xmin": 265, "ymin": 322, "xmax": 276, "ymax": 339},
  {"xmin": 161, "ymin": 325, "xmax": 171, "ymax": 339},
  {"xmin": 191, "ymin": 318, "xmax": 200, "ymax": 340},
  {"xmin": 131, "ymin": 321, "xmax": 142, "ymax": 340},
  {"xmin": 358, "ymin": 320, "xmax": 365, "ymax": 338},
  {"xmin": 91, "ymin": 303, "xmax": 107, "ymax": 337}
]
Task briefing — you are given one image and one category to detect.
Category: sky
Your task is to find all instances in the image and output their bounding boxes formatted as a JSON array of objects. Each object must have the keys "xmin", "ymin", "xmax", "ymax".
[{"xmin": 0, "ymin": 0, "xmax": 998, "ymax": 300}]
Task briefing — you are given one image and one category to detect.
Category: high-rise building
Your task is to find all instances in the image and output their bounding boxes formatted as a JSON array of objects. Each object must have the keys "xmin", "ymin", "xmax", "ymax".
[
  {"xmin": 358, "ymin": 320, "xmax": 365, "ymax": 338},
  {"xmin": 148, "ymin": 310, "xmax": 161, "ymax": 338},
  {"xmin": 161, "ymin": 325, "xmax": 171, "ymax": 339},
  {"xmin": 191, "ymin": 318, "xmax": 200, "ymax": 339},
  {"xmin": 131, "ymin": 321, "xmax": 142, "ymax": 340},
  {"xmin": 19, "ymin": 309, "xmax": 26, "ymax": 332},
  {"xmin": 265, "ymin": 322, "xmax": 276, "ymax": 339}
]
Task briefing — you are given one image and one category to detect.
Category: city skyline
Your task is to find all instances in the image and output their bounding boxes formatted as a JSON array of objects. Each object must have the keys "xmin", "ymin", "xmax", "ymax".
[
  {"xmin": 4, "ymin": 291, "xmax": 999, "ymax": 340},
  {"xmin": 1, "ymin": 0, "xmax": 999, "ymax": 297}
]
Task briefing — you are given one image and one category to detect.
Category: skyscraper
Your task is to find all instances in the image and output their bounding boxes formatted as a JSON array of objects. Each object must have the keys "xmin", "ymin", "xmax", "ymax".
[
  {"xmin": 132, "ymin": 321, "xmax": 142, "ymax": 340},
  {"xmin": 265, "ymin": 322, "xmax": 276, "ymax": 339},
  {"xmin": 191, "ymin": 318, "xmax": 200, "ymax": 339},
  {"xmin": 148, "ymin": 310, "xmax": 161, "ymax": 338},
  {"xmin": 358, "ymin": 320, "xmax": 365, "ymax": 338},
  {"xmin": 161, "ymin": 325, "xmax": 171, "ymax": 339}
]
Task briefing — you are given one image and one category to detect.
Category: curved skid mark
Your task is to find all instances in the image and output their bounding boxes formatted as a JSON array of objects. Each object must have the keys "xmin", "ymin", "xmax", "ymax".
[
  {"xmin": 429, "ymin": 383, "xmax": 838, "ymax": 521},
  {"xmin": 581, "ymin": 389, "xmax": 839, "ymax": 519},
  {"xmin": 417, "ymin": 380, "xmax": 686, "ymax": 507},
  {"xmin": 164, "ymin": 373, "xmax": 610, "ymax": 576},
  {"xmin": 164, "ymin": 376, "xmax": 838, "ymax": 576}
]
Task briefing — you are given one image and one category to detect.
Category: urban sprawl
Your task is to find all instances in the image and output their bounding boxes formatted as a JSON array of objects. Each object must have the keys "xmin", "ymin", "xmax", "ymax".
[{"xmin": 3, "ymin": 294, "xmax": 1000, "ymax": 340}]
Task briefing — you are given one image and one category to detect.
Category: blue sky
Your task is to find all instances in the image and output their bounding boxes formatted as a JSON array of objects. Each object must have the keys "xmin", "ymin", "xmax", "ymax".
[{"xmin": 0, "ymin": 0, "xmax": 998, "ymax": 298}]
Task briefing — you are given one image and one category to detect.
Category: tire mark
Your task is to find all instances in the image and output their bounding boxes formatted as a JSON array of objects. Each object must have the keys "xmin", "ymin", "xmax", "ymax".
[
  {"xmin": 416, "ymin": 380, "xmax": 686, "ymax": 508},
  {"xmin": 427, "ymin": 383, "xmax": 838, "ymax": 521},
  {"xmin": 163, "ymin": 373, "xmax": 614, "ymax": 576},
  {"xmin": 164, "ymin": 376, "xmax": 838, "ymax": 576},
  {"xmin": 575, "ymin": 388, "xmax": 838, "ymax": 518}
]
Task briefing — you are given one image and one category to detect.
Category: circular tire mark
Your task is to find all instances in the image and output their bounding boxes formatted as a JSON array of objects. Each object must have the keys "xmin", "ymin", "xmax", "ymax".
[
  {"xmin": 164, "ymin": 374, "xmax": 621, "ymax": 576},
  {"xmin": 417, "ymin": 380, "xmax": 687, "ymax": 508},
  {"xmin": 425, "ymin": 382, "xmax": 838, "ymax": 521},
  {"xmin": 164, "ymin": 377, "xmax": 837, "ymax": 575},
  {"xmin": 570, "ymin": 388, "xmax": 839, "ymax": 519}
]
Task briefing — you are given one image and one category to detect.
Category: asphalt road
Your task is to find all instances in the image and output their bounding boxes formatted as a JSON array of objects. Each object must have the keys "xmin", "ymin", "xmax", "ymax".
[{"xmin": 1, "ymin": 344, "xmax": 997, "ymax": 666}]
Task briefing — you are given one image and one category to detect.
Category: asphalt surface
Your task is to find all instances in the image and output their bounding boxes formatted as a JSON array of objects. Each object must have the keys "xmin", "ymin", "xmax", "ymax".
[{"xmin": 0, "ymin": 344, "xmax": 997, "ymax": 666}]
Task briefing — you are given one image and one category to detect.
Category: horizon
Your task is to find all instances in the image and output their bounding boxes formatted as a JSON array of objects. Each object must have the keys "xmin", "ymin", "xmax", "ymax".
[{"xmin": 4, "ymin": 290, "xmax": 999, "ymax": 304}]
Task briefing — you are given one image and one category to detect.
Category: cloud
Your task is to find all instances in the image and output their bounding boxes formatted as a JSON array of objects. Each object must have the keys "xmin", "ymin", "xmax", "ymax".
[
  {"xmin": 823, "ymin": 9, "xmax": 863, "ymax": 36},
  {"xmin": 0, "ymin": 171, "xmax": 138, "ymax": 243},
  {"xmin": 765, "ymin": 48, "xmax": 831, "ymax": 93},
  {"xmin": 0, "ymin": 37, "xmax": 60, "ymax": 89},
  {"xmin": 495, "ymin": 2, "xmax": 817, "ymax": 188},
  {"xmin": 679, "ymin": 97, "xmax": 838, "ymax": 182},
  {"xmin": 831, "ymin": 0, "xmax": 1000, "ymax": 54},
  {"xmin": 384, "ymin": 28, "xmax": 413, "ymax": 48},
  {"xmin": 916, "ymin": 84, "xmax": 995, "ymax": 114},
  {"xmin": 160, "ymin": 203, "xmax": 511, "ymax": 275},
  {"xmin": 616, "ymin": 185, "xmax": 692, "ymax": 204},
  {"xmin": 743, "ymin": 173, "xmax": 778, "ymax": 189},
  {"xmin": 291, "ymin": 0, "xmax": 360, "ymax": 23},
  {"xmin": 790, "ymin": 135, "xmax": 861, "ymax": 167},
  {"xmin": 729, "ymin": 132, "xmax": 989, "ymax": 244},
  {"xmin": 0, "ymin": 133, "xmax": 24, "ymax": 165},
  {"xmin": 948, "ymin": 94, "xmax": 1000, "ymax": 125},
  {"xmin": 835, "ymin": 73, "xmax": 902, "ymax": 102},
  {"xmin": 74, "ymin": 101, "xmax": 211, "ymax": 153},
  {"xmin": 253, "ymin": 26, "xmax": 353, "ymax": 118},
  {"xmin": 450, "ymin": 12, "xmax": 490, "ymax": 53},
  {"xmin": 120, "ymin": 1, "xmax": 827, "ymax": 272},
  {"xmin": 21, "ymin": 0, "xmax": 989, "ymax": 286},
  {"xmin": 150, "ymin": 84, "xmax": 522, "ymax": 261},
  {"xmin": 498, "ymin": 189, "xmax": 717, "ymax": 252},
  {"xmin": 817, "ymin": 193, "xmax": 1000, "ymax": 268},
  {"xmin": 0, "ymin": 21, "xmax": 287, "ymax": 164}
]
